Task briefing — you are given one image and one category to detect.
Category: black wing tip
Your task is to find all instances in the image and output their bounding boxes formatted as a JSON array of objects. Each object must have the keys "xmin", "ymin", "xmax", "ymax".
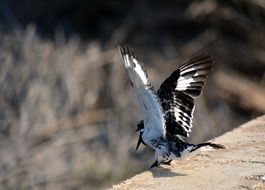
[
  {"xmin": 201, "ymin": 53, "xmax": 215, "ymax": 69},
  {"xmin": 179, "ymin": 51, "xmax": 215, "ymax": 76},
  {"xmin": 194, "ymin": 51, "xmax": 213, "ymax": 59},
  {"xmin": 118, "ymin": 44, "xmax": 138, "ymax": 59},
  {"xmin": 117, "ymin": 44, "xmax": 128, "ymax": 55},
  {"xmin": 184, "ymin": 52, "xmax": 215, "ymax": 66}
]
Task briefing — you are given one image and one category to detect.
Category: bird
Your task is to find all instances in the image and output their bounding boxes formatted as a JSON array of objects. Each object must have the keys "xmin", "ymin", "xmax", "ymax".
[{"xmin": 118, "ymin": 44, "xmax": 224, "ymax": 168}]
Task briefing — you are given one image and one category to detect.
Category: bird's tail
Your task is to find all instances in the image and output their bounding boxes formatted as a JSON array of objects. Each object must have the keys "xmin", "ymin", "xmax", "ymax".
[{"xmin": 190, "ymin": 142, "xmax": 225, "ymax": 152}]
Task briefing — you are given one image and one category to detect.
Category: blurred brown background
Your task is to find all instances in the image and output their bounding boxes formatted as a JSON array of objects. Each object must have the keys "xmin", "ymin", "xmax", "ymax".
[{"xmin": 0, "ymin": 0, "xmax": 265, "ymax": 189}]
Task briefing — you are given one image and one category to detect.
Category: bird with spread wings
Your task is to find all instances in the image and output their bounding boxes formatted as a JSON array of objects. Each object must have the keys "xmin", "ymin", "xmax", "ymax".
[{"xmin": 118, "ymin": 44, "xmax": 224, "ymax": 168}]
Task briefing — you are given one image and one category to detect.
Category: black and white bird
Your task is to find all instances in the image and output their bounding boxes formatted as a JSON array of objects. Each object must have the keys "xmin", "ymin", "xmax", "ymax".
[{"xmin": 118, "ymin": 44, "xmax": 224, "ymax": 168}]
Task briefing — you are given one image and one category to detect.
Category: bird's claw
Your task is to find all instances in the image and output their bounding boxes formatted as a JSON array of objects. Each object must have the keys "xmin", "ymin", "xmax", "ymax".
[
  {"xmin": 150, "ymin": 160, "xmax": 159, "ymax": 169},
  {"xmin": 161, "ymin": 159, "xmax": 172, "ymax": 165}
]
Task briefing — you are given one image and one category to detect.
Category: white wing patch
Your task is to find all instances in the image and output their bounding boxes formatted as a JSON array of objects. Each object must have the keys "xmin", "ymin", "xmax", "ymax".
[
  {"xmin": 173, "ymin": 107, "xmax": 193, "ymax": 132},
  {"xmin": 132, "ymin": 58, "xmax": 149, "ymax": 86},
  {"xmin": 172, "ymin": 94, "xmax": 194, "ymax": 136}
]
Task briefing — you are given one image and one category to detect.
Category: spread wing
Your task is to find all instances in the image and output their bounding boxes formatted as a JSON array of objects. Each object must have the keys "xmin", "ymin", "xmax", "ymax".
[
  {"xmin": 157, "ymin": 52, "xmax": 214, "ymax": 137},
  {"xmin": 118, "ymin": 45, "xmax": 166, "ymax": 139}
]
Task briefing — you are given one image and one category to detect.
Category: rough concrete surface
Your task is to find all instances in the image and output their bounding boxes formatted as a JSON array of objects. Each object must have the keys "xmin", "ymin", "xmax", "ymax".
[{"xmin": 110, "ymin": 116, "xmax": 265, "ymax": 190}]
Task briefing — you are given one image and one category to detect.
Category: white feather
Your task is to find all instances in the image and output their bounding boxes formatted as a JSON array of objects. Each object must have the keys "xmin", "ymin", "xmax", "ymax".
[
  {"xmin": 136, "ymin": 89, "xmax": 166, "ymax": 140},
  {"xmin": 132, "ymin": 58, "xmax": 149, "ymax": 85},
  {"xmin": 120, "ymin": 49, "xmax": 166, "ymax": 143}
]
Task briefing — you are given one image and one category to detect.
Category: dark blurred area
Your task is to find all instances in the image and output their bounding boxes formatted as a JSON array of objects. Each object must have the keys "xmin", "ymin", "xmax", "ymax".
[{"xmin": 0, "ymin": 0, "xmax": 265, "ymax": 189}]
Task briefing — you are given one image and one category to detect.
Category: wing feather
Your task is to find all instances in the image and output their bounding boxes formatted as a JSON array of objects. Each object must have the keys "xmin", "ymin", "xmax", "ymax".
[
  {"xmin": 119, "ymin": 44, "xmax": 166, "ymax": 139},
  {"xmin": 158, "ymin": 52, "xmax": 213, "ymax": 137}
]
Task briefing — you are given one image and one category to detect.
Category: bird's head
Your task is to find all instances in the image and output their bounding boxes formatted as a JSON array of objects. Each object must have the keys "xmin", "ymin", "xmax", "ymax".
[
  {"xmin": 136, "ymin": 121, "xmax": 144, "ymax": 134},
  {"xmin": 136, "ymin": 121, "xmax": 146, "ymax": 150}
]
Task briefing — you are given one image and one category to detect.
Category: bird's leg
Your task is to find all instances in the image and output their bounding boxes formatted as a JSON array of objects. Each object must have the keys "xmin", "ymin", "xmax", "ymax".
[
  {"xmin": 161, "ymin": 159, "xmax": 172, "ymax": 165},
  {"xmin": 150, "ymin": 160, "xmax": 159, "ymax": 168}
]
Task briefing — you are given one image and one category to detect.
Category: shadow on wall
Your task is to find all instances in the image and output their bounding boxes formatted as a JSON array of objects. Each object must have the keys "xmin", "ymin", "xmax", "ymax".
[{"xmin": 151, "ymin": 167, "xmax": 187, "ymax": 178}]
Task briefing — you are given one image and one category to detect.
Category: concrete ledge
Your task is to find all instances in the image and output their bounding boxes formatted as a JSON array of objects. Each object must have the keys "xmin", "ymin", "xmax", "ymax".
[{"xmin": 110, "ymin": 116, "xmax": 265, "ymax": 190}]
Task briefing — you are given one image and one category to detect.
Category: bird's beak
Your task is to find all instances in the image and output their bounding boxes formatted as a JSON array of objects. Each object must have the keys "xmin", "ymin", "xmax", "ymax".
[{"xmin": 136, "ymin": 136, "xmax": 142, "ymax": 150}]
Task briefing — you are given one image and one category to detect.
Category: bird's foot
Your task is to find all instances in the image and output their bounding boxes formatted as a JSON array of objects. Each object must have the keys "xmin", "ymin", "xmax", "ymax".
[
  {"xmin": 161, "ymin": 159, "xmax": 172, "ymax": 165},
  {"xmin": 150, "ymin": 160, "xmax": 159, "ymax": 169}
]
